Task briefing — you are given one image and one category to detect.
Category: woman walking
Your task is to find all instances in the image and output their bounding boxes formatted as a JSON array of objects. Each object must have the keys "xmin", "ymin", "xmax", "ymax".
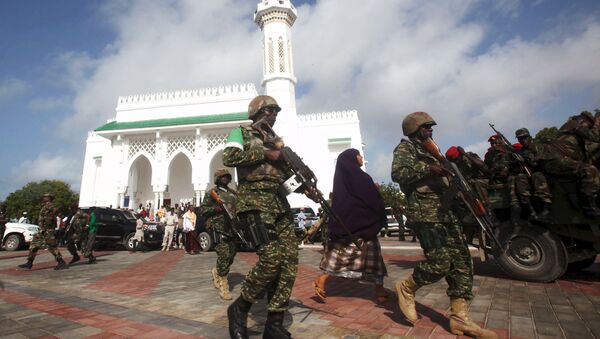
[
  {"xmin": 183, "ymin": 205, "xmax": 201, "ymax": 254},
  {"xmin": 313, "ymin": 148, "xmax": 393, "ymax": 303}
]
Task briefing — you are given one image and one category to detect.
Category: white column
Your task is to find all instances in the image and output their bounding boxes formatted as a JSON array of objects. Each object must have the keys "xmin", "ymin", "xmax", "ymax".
[
  {"xmin": 153, "ymin": 192, "xmax": 160, "ymax": 212},
  {"xmin": 195, "ymin": 190, "xmax": 201, "ymax": 207}
]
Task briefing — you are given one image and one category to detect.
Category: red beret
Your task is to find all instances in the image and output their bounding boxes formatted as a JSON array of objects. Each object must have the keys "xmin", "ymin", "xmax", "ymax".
[
  {"xmin": 512, "ymin": 143, "xmax": 523, "ymax": 150},
  {"xmin": 445, "ymin": 146, "xmax": 460, "ymax": 160}
]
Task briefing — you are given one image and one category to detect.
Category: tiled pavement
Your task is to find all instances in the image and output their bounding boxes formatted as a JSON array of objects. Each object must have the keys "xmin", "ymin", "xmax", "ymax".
[{"xmin": 0, "ymin": 242, "xmax": 598, "ymax": 338}]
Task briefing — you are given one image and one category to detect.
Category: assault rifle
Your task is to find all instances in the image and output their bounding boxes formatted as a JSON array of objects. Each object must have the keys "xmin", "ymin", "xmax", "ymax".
[
  {"xmin": 422, "ymin": 138, "xmax": 505, "ymax": 254},
  {"xmin": 209, "ymin": 189, "xmax": 250, "ymax": 247},
  {"xmin": 251, "ymin": 118, "xmax": 361, "ymax": 248},
  {"xmin": 489, "ymin": 123, "xmax": 532, "ymax": 177}
]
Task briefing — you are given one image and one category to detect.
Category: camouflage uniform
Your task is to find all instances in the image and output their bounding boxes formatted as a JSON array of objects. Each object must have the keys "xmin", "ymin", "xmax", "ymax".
[
  {"xmin": 223, "ymin": 125, "xmax": 297, "ymax": 312},
  {"xmin": 516, "ymin": 129, "xmax": 553, "ymax": 204},
  {"xmin": 66, "ymin": 210, "xmax": 89, "ymax": 258},
  {"xmin": 0, "ymin": 203, "xmax": 7, "ymax": 249},
  {"xmin": 484, "ymin": 145, "xmax": 527, "ymax": 209},
  {"xmin": 392, "ymin": 138, "xmax": 473, "ymax": 299},
  {"xmin": 543, "ymin": 117, "xmax": 600, "ymax": 196},
  {"xmin": 27, "ymin": 200, "xmax": 63, "ymax": 262},
  {"xmin": 201, "ymin": 185, "xmax": 238, "ymax": 276}
]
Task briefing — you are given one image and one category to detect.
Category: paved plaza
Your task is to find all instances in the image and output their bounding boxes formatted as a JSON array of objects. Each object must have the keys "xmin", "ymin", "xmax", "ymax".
[{"xmin": 0, "ymin": 240, "xmax": 599, "ymax": 339}]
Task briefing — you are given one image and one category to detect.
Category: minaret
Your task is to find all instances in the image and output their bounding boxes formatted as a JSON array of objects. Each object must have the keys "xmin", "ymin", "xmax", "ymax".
[{"xmin": 254, "ymin": 0, "xmax": 298, "ymax": 147}]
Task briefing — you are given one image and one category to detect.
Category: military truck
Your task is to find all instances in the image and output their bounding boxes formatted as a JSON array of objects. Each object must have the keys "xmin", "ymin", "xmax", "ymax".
[{"xmin": 481, "ymin": 176, "xmax": 600, "ymax": 282}]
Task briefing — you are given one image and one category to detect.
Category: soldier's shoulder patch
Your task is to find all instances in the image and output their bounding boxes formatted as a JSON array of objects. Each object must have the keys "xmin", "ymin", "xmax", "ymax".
[{"xmin": 225, "ymin": 127, "xmax": 244, "ymax": 150}]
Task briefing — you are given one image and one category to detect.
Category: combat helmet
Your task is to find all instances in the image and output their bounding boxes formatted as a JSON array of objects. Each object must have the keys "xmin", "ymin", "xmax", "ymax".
[
  {"xmin": 248, "ymin": 95, "xmax": 281, "ymax": 119},
  {"xmin": 214, "ymin": 168, "xmax": 232, "ymax": 184},
  {"xmin": 402, "ymin": 111, "xmax": 436, "ymax": 136},
  {"xmin": 579, "ymin": 111, "xmax": 594, "ymax": 125},
  {"xmin": 515, "ymin": 128, "xmax": 530, "ymax": 138}
]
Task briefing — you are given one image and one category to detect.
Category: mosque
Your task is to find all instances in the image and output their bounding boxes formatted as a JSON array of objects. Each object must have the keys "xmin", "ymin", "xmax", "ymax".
[{"xmin": 78, "ymin": 0, "xmax": 365, "ymax": 211}]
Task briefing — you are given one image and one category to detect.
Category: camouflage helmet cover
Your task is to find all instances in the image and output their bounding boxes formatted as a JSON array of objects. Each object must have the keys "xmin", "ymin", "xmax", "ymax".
[
  {"xmin": 247, "ymin": 95, "xmax": 281, "ymax": 119},
  {"xmin": 42, "ymin": 193, "xmax": 54, "ymax": 200},
  {"xmin": 515, "ymin": 128, "xmax": 530, "ymax": 138},
  {"xmin": 402, "ymin": 111, "xmax": 436, "ymax": 136},
  {"xmin": 214, "ymin": 168, "xmax": 232, "ymax": 183},
  {"xmin": 579, "ymin": 111, "xmax": 594, "ymax": 124}
]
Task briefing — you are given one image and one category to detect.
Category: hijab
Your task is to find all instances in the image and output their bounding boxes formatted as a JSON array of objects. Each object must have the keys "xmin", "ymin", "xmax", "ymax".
[{"xmin": 329, "ymin": 148, "xmax": 385, "ymax": 240}]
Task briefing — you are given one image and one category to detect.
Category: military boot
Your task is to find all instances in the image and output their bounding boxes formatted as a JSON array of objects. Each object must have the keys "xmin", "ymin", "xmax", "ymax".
[
  {"xmin": 88, "ymin": 255, "xmax": 97, "ymax": 264},
  {"xmin": 510, "ymin": 205, "xmax": 521, "ymax": 226},
  {"xmin": 219, "ymin": 276, "xmax": 233, "ymax": 300},
  {"xmin": 449, "ymin": 298, "xmax": 497, "ymax": 338},
  {"xmin": 211, "ymin": 267, "xmax": 221, "ymax": 289},
  {"xmin": 395, "ymin": 275, "xmax": 420, "ymax": 324},
  {"xmin": 263, "ymin": 312, "xmax": 291, "ymax": 339},
  {"xmin": 69, "ymin": 254, "xmax": 80, "ymax": 264},
  {"xmin": 228, "ymin": 296, "xmax": 252, "ymax": 339},
  {"xmin": 581, "ymin": 195, "xmax": 600, "ymax": 218},
  {"xmin": 18, "ymin": 258, "xmax": 33, "ymax": 269},
  {"xmin": 54, "ymin": 258, "xmax": 68, "ymax": 270},
  {"xmin": 538, "ymin": 201, "xmax": 551, "ymax": 219}
]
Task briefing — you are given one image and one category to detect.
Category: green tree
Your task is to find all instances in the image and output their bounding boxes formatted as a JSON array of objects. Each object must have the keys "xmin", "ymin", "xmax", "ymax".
[
  {"xmin": 4, "ymin": 180, "xmax": 79, "ymax": 223},
  {"xmin": 534, "ymin": 127, "xmax": 558, "ymax": 142},
  {"xmin": 378, "ymin": 182, "xmax": 406, "ymax": 209}
]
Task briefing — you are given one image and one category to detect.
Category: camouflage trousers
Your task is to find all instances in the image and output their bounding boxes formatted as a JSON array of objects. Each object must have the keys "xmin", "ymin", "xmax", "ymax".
[
  {"xmin": 66, "ymin": 227, "xmax": 90, "ymax": 257},
  {"xmin": 240, "ymin": 211, "xmax": 298, "ymax": 312},
  {"xmin": 28, "ymin": 230, "xmax": 63, "ymax": 262},
  {"xmin": 214, "ymin": 224, "xmax": 238, "ymax": 276},
  {"xmin": 543, "ymin": 158, "xmax": 600, "ymax": 196},
  {"xmin": 412, "ymin": 221, "xmax": 473, "ymax": 300},
  {"xmin": 515, "ymin": 172, "xmax": 552, "ymax": 203}
]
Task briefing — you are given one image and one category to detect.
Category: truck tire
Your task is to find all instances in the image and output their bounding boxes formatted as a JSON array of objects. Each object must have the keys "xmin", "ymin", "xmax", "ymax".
[
  {"xmin": 198, "ymin": 232, "xmax": 213, "ymax": 252},
  {"xmin": 124, "ymin": 233, "xmax": 136, "ymax": 251},
  {"xmin": 4, "ymin": 234, "xmax": 23, "ymax": 251},
  {"xmin": 567, "ymin": 255, "xmax": 597, "ymax": 272},
  {"xmin": 495, "ymin": 225, "xmax": 568, "ymax": 282}
]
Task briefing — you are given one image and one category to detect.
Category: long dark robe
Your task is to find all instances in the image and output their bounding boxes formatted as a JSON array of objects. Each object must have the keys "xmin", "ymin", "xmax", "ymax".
[{"xmin": 328, "ymin": 148, "xmax": 385, "ymax": 240}]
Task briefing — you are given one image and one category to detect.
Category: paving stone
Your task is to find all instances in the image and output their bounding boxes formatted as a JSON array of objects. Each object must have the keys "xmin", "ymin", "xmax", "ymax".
[{"xmin": 510, "ymin": 316, "xmax": 535, "ymax": 339}]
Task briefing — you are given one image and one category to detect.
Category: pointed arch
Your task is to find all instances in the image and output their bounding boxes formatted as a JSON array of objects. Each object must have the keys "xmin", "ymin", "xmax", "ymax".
[{"xmin": 126, "ymin": 153, "xmax": 154, "ymax": 210}]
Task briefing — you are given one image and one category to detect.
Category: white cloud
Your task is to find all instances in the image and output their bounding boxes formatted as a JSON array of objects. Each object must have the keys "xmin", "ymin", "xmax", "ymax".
[
  {"xmin": 28, "ymin": 97, "xmax": 69, "ymax": 112},
  {"xmin": 12, "ymin": 153, "xmax": 82, "ymax": 190},
  {"xmin": 0, "ymin": 78, "xmax": 27, "ymax": 103}
]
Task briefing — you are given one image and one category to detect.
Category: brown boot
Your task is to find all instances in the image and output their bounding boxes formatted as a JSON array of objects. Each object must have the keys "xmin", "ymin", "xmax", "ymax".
[
  {"xmin": 211, "ymin": 267, "xmax": 221, "ymax": 289},
  {"xmin": 219, "ymin": 276, "xmax": 233, "ymax": 300},
  {"xmin": 395, "ymin": 275, "xmax": 419, "ymax": 324},
  {"xmin": 449, "ymin": 298, "xmax": 497, "ymax": 338}
]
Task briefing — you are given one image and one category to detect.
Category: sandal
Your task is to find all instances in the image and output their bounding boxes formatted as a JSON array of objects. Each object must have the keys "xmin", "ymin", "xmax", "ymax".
[{"xmin": 313, "ymin": 280, "xmax": 326, "ymax": 302}]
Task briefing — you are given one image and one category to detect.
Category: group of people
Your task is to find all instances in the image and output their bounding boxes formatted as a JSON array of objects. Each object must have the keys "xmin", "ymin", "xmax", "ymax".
[{"xmin": 154, "ymin": 204, "xmax": 201, "ymax": 254}]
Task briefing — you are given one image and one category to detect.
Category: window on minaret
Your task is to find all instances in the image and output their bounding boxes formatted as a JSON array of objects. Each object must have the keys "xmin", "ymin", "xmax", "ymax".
[
  {"xmin": 268, "ymin": 39, "xmax": 274, "ymax": 73},
  {"xmin": 278, "ymin": 37, "xmax": 285, "ymax": 72}
]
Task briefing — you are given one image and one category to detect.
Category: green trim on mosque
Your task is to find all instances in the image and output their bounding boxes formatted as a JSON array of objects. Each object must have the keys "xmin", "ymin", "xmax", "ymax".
[
  {"xmin": 95, "ymin": 112, "xmax": 249, "ymax": 131},
  {"xmin": 328, "ymin": 137, "xmax": 351, "ymax": 143}
]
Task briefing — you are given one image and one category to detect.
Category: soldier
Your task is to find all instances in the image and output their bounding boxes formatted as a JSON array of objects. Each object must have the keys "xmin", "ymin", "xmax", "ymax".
[
  {"xmin": 515, "ymin": 128, "xmax": 552, "ymax": 217},
  {"xmin": 18, "ymin": 193, "xmax": 68, "ymax": 270},
  {"xmin": 0, "ymin": 202, "xmax": 7, "ymax": 250},
  {"xmin": 543, "ymin": 111, "xmax": 600, "ymax": 217},
  {"xmin": 223, "ymin": 95, "xmax": 315, "ymax": 339},
  {"xmin": 392, "ymin": 112, "xmax": 496, "ymax": 339},
  {"xmin": 65, "ymin": 205, "xmax": 90, "ymax": 264},
  {"xmin": 200, "ymin": 168, "xmax": 238, "ymax": 301}
]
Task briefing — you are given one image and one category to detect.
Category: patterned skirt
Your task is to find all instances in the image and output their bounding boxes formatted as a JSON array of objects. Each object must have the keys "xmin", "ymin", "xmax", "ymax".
[{"xmin": 319, "ymin": 237, "xmax": 387, "ymax": 284}]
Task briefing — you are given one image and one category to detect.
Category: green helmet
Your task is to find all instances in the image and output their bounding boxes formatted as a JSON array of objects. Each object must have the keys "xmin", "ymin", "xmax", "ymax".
[
  {"xmin": 248, "ymin": 95, "xmax": 281, "ymax": 119},
  {"xmin": 214, "ymin": 168, "xmax": 232, "ymax": 184},
  {"xmin": 515, "ymin": 128, "xmax": 530, "ymax": 138},
  {"xmin": 402, "ymin": 111, "xmax": 436, "ymax": 136}
]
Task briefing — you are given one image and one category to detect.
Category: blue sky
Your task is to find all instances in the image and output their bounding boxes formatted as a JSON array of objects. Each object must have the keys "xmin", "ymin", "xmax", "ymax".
[{"xmin": 1, "ymin": 0, "xmax": 600, "ymax": 200}]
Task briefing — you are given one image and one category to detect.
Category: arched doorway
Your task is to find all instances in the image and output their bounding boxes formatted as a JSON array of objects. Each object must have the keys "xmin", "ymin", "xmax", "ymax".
[
  {"xmin": 167, "ymin": 153, "xmax": 194, "ymax": 207},
  {"xmin": 127, "ymin": 155, "xmax": 153, "ymax": 210}
]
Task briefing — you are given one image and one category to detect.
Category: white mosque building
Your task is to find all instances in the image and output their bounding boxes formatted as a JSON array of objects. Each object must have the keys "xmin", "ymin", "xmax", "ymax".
[{"xmin": 79, "ymin": 0, "xmax": 365, "ymax": 211}]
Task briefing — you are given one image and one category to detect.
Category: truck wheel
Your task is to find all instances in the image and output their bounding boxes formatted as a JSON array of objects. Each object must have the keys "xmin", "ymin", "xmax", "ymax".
[
  {"xmin": 198, "ymin": 232, "xmax": 213, "ymax": 252},
  {"xmin": 124, "ymin": 233, "xmax": 136, "ymax": 251},
  {"xmin": 495, "ymin": 225, "xmax": 568, "ymax": 282},
  {"xmin": 4, "ymin": 234, "xmax": 23, "ymax": 251},
  {"xmin": 567, "ymin": 255, "xmax": 597, "ymax": 272}
]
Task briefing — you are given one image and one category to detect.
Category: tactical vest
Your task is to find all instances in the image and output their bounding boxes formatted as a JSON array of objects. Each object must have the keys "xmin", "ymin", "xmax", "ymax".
[
  {"xmin": 236, "ymin": 126, "xmax": 288, "ymax": 186},
  {"xmin": 403, "ymin": 139, "xmax": 448, "ymax": 195},
  {"xmin": 38, "ymin": 203, "xmax": 55, "ymax": 231}
]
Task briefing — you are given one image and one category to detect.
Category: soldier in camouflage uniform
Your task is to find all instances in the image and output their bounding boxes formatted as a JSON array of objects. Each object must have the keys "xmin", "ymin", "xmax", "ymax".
[
  {"xmin": 392, "ymin": 112, "xmax": 496, "ymax": 339},
  {"xmin": 18, "ymin": 193, "xmax": 68, "ymax": 270},
  {"xmin": 515, "ymin": 128, "xmax": 552, "ymax": 217},
  {"xmin": 224, "ymin": 95, "xmax": 300, "ymax": 339},
  {"xmin": 200, "ymin": 168, "xmax": 238, "ymax": 301},
  {"xmin": 542, "ymin": 111, "xmax": 600, "ymax": 217},
  {"xmin": 65, "ymin": 205, "xmax": 90, "ymax": 264}
]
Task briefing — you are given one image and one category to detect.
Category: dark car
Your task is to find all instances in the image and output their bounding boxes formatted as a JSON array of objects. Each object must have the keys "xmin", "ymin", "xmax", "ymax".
[{"xmin": 81, "ymin": 207, "xmax": 164, "ymax": 251}]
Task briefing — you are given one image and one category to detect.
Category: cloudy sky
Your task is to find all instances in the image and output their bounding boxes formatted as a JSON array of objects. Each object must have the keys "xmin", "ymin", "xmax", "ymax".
[{"xmin": 1, "ymin": 0, "xmax": 599, "ymax": 199}]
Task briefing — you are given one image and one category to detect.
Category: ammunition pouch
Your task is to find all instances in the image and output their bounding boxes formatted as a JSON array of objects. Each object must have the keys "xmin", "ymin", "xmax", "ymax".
[
  {"xmin": 211, "ymin": 227, "xmax": 222, "ymax": 245},
  {"xmin": 239, "ymin": 212, "xmax": 277, "ymax": 248},
  {"xmin": 415, "ymin": 225, "xmax": 447, "ymax": 250}
]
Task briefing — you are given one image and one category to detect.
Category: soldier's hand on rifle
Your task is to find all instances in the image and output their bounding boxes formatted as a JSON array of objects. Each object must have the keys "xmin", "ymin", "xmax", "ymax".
[
  {"xmin": 429, "ymin": 164, "xmax": 451, "ymax": 177},
  {"xmin": 264, "ymin": 149, "xmax": 281, "ymax": 163},
  {"xmin": 305, "ymin": 187, "xmax": 321, "ymax": 203}
]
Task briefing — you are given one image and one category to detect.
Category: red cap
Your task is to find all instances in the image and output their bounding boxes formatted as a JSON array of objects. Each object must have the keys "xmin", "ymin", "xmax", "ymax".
[{"xmin": 445, "ymin": 146, "xmax": 461, "ymax": 160}]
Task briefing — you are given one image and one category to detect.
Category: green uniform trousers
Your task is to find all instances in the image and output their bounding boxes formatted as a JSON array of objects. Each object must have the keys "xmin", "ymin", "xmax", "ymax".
[{"xmin": 28, "ymin": 230, "xmax": 63, "ymax": 261}]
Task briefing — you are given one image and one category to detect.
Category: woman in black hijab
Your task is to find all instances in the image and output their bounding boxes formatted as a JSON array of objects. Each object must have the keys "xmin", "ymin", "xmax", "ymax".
[{"xmin": 313, "ymin": 148, "xmax": 393, "ymax": 303}]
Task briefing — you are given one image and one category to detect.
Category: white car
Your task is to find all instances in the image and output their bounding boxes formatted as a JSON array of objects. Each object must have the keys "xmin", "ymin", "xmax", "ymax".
[{"xmin": 2, "ymin": 222, "xmax": 40, "ymax": 251}]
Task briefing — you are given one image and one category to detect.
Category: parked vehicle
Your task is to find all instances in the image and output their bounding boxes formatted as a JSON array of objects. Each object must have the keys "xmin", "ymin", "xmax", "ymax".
[
  {"xmin": 2, "ymin": 222, "xmax": 39, "ymax": 251},
  {"xmin": 80, "ymin": 207, "xmax": 164, "ymax": 251}
]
